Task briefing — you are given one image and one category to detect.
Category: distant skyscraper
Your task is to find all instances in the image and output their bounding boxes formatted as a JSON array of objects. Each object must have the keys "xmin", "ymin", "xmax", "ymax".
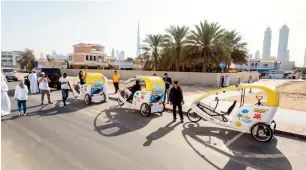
[
  {"xmin": 111, "ymin": 48, "xmax": 115, "ymax": 57},
  {"xmin": 116, "ymin": 50, "xmax": 119, "ymax": 59},
  {"xmin": 119, "ymin": 51, "xmax": 125, "ymax": 61},
  {"xmin": 255, "ymin": 50, "xmax": 261, "ymax": 59},
  {"xmin": 304, "ymin": 48, "xmax": 306, "ymax": 67},
  {"xmin": 277, "ymin": 24, "xmax": 290, "ymax": 62},
  {"xmin": 262, "ymin": 27, "xmax": 272, "ymax": 59},
  {"xmin": 136, "ymin": 22, "xmax": 140, "ymax": 57}
]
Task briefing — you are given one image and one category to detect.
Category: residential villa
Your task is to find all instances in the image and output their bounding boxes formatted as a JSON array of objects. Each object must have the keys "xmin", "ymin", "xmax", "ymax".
[{"xmin": 68, "ymin": 43, "xmax": 108, "ymax": 69}]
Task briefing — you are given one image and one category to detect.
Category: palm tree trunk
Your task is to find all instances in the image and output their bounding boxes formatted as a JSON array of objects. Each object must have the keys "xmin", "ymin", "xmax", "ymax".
[{"xmin": 176, "ymin": 48, "xmax": 180, "ymax": 71}]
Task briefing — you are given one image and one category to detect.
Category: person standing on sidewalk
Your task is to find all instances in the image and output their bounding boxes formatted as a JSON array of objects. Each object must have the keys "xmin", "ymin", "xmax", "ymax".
[
  {"xmin": 1, "ymin": 75, "xmax": 11, "ymax": 117},
  {"xmin": 248, "ymin": 76, "xmax": 253, "ymax": 93},
  {"xmin": 223, "ymin": 75, "xmax": 230, "ymax": 87},
  {"xmin": 59, "ymin": 73, "xmax": 71, "ymax": 106},
  {"xmin": 14, "ymin": 80, "xmax": 29, "ymax": 116},
  {"xmin": 163, "ymin": 73, "xmax": 172, "ymax": 104},
  {"xmin": 169, "ymin": 81, "xmax": 184, "ymax": 123},
  {"xmin": 113, "ymin": 71, "xmax": 120, "ymax": 93},
  {"xmin": 38, "ymin": 72, "xmax": 53, "ymax": 105}
]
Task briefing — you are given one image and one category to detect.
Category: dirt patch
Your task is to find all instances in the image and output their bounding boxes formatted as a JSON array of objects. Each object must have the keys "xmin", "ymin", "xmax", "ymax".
[{"xmin": 224, "ymin": 81, "xmax": 306, "ymax": 111}]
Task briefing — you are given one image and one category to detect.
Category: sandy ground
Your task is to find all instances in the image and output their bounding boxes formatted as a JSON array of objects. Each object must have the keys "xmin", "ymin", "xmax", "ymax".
[{"xmin": 224, "ymin": 81, "xmax": 306, "ymax": 111}]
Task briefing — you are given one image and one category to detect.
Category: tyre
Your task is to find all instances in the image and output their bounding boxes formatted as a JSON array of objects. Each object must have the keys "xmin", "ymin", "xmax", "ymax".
[
  {"xmin": 140, "ymin": 103, "xmax": 151, "ymax": 117},
  {"xmin": 158, "ymin": 102, "xmax": 165, "ymax": 113},
  {"xmin": 250, "ymin": 123, "xmax": 273, "ymax": 142},
  {"xmin": 84, "ymin": 94, "xmax": 91, "ymax": 105},
  {"xmin": 118, "ymin": 98, "xmax": 124, "ymax": 106},
  {"xmin": 187, "ymin": 109, "xmax": 202, "ymax": 123},
  {"xmin": 271, "ymin": 120, "xmax": 276, "ymax": 132},
  {"xmin": 100, "ymin": 93, "xmax": 106, "ymax": 103}
]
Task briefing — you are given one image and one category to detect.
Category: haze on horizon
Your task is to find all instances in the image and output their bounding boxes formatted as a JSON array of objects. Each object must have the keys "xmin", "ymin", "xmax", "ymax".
[{"xmin": 1, "ymin": 0, "xmax": 306, "ymax": 66}]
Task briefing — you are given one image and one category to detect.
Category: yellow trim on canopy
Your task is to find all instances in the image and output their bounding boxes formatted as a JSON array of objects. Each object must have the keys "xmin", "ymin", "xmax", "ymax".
[
  {"xmin": 140, "ymin": 76, "xmax": 165, "ymax": 94},
  {"xmin": 85, "ymin": 73, "xmax": 105, "ymax": 86},
  {"xmin": 193, "ymin": 84, "xmax": 279, "ymax": 106}
]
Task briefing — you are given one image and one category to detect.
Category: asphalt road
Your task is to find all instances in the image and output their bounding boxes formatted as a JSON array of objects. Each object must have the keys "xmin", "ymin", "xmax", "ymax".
[{"xmin": 2, "ymin": 82, "xmax": 306, "ymax": 170}]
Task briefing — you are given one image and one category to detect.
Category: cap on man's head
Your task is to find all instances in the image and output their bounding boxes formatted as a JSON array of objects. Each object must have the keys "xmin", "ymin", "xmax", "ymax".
[
  {"xmin": 114, "ymin": 70, "xmax": 117, "ymax": 72},
  {"xmin": 174, "ymin": 81, "xmax": 179, "ymax": 84},
  {"xmin": 164, "ymin": 73, "xmax": 168, "ymax": 76},
  {"xmin": 41, "ymin": 72, "xmax": 45, "ymax": 75}
]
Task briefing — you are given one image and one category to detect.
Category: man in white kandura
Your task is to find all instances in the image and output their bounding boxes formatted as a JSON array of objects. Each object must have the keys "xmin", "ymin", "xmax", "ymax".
[
  {"xmin": 28, "ymin": 69, "xmax": 39, "ymax": 94},
  {"xmin": 1, "ymin": 75, "xmax": 11, "ymax": 117}
]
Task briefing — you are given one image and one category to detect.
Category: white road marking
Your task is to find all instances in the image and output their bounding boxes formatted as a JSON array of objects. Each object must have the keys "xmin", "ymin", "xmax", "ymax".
[{"xmin": 224, "ymin": 132, "xmax": 244, "ymax": 147}]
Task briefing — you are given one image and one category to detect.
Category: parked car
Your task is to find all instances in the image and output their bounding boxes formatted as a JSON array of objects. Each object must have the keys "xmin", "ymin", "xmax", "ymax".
[
  {"xmin": 24, "ymin": 68, "xmax": 62, "ymax": 90},
  {"xmin": 1, "ymin": 67, "xmax": 18, "ymax": 81},
  {"xmin": 301, "ymin": 74, "xmax": 306, "ymax": 80}
]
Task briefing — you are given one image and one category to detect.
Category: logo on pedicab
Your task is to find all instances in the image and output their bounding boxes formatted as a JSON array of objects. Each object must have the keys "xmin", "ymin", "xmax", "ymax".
[
  {"xmin": 254, "ymin": 108, "xmax": 267, "ymax": 114},
  {"xmin": 241, "ymin": 115, "xmax": 252, "ymax": 123}
]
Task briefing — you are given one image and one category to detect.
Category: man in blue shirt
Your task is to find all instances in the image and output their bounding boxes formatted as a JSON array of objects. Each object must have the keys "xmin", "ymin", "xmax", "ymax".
[{"xmin": 163, "ymin": 73, "xmax": 172, "ymax": 104}]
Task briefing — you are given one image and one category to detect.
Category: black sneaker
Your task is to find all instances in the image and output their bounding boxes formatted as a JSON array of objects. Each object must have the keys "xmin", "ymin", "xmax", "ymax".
[
  {"xmin": 173, "ymin": 119, "xmax": 176, "ymax": 122},
  {"xmin": 48, "ymin": 102, "xmax": 53, "ymax": 104},
  {"xmin": 64, "ymin": 103, "xmax": 67, "ymax": 106},
  {"xmin": 181, "ymin": 120, "xmax": 184, "ymax": 123},
  {"xmin": 40, "ymin": 103, "xmax": 44, "ymax": 105}
]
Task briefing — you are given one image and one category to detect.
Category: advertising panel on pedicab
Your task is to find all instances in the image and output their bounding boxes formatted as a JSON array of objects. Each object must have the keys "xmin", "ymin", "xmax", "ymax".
[
  {"xmin": 85, "ymin": 73, "xmax": 105, "ymax": 94},
  {"xmin": 142, "ymin": 76, "xmax": 165, "ymax": 102}
]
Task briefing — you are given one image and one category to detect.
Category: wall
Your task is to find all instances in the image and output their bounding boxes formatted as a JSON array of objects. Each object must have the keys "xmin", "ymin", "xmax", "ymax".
[{"xmin": 62, "ymin": 69, "xmax": 260, "ymax": 87}]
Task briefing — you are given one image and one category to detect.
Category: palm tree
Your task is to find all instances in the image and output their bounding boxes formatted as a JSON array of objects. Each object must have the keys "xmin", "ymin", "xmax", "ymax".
[
  {"xmin": 185, "ymin": 20, "xmax": 227, "ymax": 72},
  {"xmin": 223, "ymin": 30, "xmax": 248, "ymax": 70},
  {"xmin": 141, "ymin": 34, "xmax": 166, "ymax": 71},
  {"xmin": 164, "ymin": 25, "xmax": 189, "ymax": 71}
]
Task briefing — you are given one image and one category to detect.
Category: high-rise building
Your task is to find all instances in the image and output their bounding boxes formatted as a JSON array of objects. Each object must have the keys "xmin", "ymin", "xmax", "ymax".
[
  {"xmin": 136, "ymin": 22, "xmax": 140, "ymax": 57},
  {"xmin": 262, "ymin": 27, "xmax": 272, "ymax": 59},
  {"xmin": 277, "ymin": 24, "xmax": 290, "ymax": 62},
  {"xmin": 116, "ymin": 50, "xmax": 119, "ymax": 59},
  {"xmin": 119, "ymin": 51, "xmax": 125, "ymax": 61},
  {"xmin": 304, "ymin": 48, "xmax": 306, "ymax": 67},
  {"xmin": 111, "ymin": 48, "xmax": 115, "ymax": 57},
  {"xmin": 255, "ymin": 50, "xmax": 261, "ymax": 59}
]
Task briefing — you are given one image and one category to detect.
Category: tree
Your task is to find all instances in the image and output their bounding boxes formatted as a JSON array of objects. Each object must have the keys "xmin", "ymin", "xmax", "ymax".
[
  {"xmin": 185, "ymin": 20, "xmax": 227, "ymax": 72},
  {"xmin": 18, "ymin": 49, "xmax": 35, "ymax": 72},
  {"xmin": 141, "ymin": 34, "xmax": 166, "ymax": 71},
  {"xmin": 301, "ymin": 68, "xmax": 306, "ymax": 74},
  {"xmin": 125, "ymin": 57, "xmax": 135, "ymax": 63},
  {"xmin": 223, "ymin": 30, "xmax": 248, "ymax": 70},
  {"xmin": 164, "ymin": 25, "xmax": 189, "ymax": 71}
]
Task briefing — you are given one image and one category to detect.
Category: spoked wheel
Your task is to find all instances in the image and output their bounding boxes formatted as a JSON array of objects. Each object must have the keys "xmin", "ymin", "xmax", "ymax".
[
  {"xmin": 140, "ymin": 103, "xmax": 151, "ymax": 117},
  {"xmin": 250, "ymin": 123, "xmax": 273, "ymax": 142},
  {"xmin": 187, "ymin": 109, "xmax": 202, "ymax": 123},
  {"xmin": 118, "ymin": 98, "xmax": 124, "ymax": 106},
  {"xmin": 84, "ymin": 94, "xmax": 91, "ymax": 105}
]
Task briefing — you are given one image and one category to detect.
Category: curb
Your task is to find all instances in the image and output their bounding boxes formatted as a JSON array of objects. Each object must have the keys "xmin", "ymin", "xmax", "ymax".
[{"xmin": 108, "ymin": 96, "xmax": 306, "ymax": 140}]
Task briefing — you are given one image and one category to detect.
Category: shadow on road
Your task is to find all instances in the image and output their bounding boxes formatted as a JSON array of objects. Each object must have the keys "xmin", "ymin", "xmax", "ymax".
[
  {"xmin": 94, "ymin": 107, "xmax": 162, "ymax": 137},
  {"xmin": 182, "ymin": 123, "xmax": 292, "ymax": 170},
  {"xmin": 143, "ymin": 121, "xmax": 181, "ymax": 147}
]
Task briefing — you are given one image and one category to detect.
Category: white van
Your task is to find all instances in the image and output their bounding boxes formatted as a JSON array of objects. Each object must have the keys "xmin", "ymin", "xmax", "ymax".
[{"xmin": 1, "ymin": 67, "xmax": 18, "ymax": 81}]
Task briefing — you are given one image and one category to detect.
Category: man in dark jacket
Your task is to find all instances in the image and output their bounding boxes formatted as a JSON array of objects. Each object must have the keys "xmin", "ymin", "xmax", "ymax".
[
  {"xmin": 127, "ymin": 80, "xmax": 141, "ymax": 102},
  {"xmin": 169, "ymin": 81, "xmax": 184, "ymax": 123}
]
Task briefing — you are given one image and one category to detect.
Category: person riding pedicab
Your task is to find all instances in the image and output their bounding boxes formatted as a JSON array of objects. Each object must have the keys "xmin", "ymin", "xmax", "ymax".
[{"xmin": 127, "ymin": 80, "xmax": 141, "ymax": 102}]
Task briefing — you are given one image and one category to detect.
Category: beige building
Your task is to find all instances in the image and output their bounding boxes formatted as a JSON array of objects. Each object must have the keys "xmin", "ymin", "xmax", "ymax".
[{"xmin": 68, "ymin": 43, "xmax": 108, "ymax": 69}]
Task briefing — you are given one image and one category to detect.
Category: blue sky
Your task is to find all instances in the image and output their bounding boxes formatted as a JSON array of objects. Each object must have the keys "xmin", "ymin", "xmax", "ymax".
[{"xmin": 1, "ymin": 0, "xmax": 306, "ymax": 66}]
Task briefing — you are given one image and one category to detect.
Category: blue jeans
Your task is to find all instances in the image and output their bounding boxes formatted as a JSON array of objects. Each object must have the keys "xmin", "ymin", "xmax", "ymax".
[
  {"xmin": 17, "ymin": 100, "xmax": 27, "ymax": 114},
  {"xmin": 61, "ymin": 89, "xmax": 69, "ymax": 104}
]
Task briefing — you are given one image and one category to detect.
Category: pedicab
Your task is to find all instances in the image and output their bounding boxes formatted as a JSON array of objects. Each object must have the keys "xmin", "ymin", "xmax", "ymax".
[
  {"xmin": 117, "ymin": 76, "xmax": 166, "ymax": 117},
  {"xmin": 72, "ymin": 73, "xmax": 108, "ymax": 105},
  {"xmin": 187, "ymin": 83, "xmax": 278, "ymax": 142}
]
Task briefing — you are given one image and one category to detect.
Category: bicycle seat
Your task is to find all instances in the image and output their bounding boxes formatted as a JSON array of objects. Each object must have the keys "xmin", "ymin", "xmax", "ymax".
[{"xmin": 221, "ymin": 100, "xmax": 237, "ymax": 115}]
